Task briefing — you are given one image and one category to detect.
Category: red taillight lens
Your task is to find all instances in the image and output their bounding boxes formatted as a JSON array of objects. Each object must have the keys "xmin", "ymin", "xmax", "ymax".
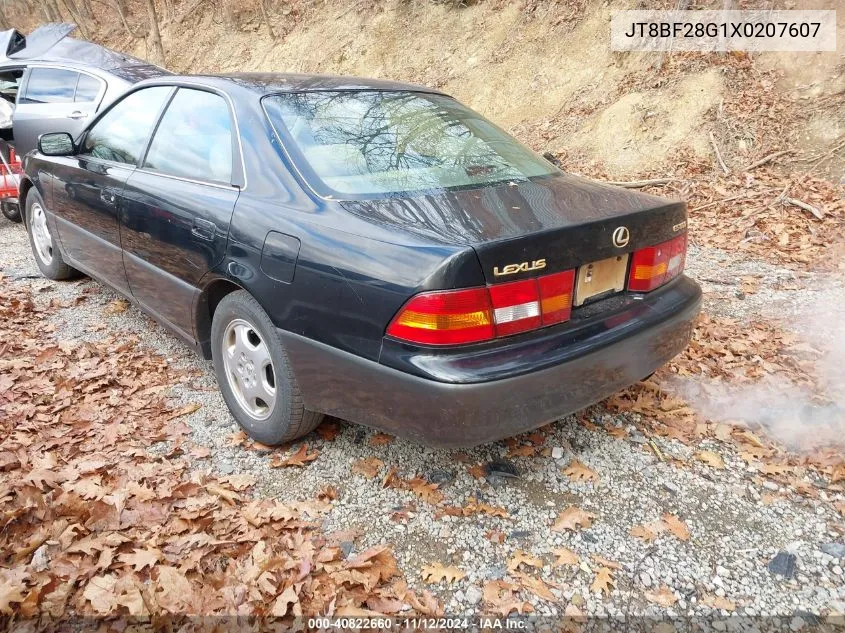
[
  {"xmin": 666, "ymin": 233, "xmax": 687, "ymax": 279},
  {"xmin": 386, "ymin": 287, "xmax": 495, "ymax": 345},
  {"xmin": 538, "ymin": 270, "xmax": 575, "ymax": 325},
  {"xmin": 628, "ymin": 234, "xmax": 687, "ymax": 292},
  {"xmin": 388, "ymin": 268, "xmax": 577, "ymax": 346}
]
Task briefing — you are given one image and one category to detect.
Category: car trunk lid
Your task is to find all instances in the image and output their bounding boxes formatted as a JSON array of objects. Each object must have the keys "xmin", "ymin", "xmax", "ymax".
[{"xmin": 341, "ymin": 172, "xmax": 688, "ymax": 286}]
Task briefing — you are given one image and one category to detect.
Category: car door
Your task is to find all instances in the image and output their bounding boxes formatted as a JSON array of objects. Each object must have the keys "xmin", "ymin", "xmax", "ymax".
[
  {"xmin": 48, "ymin": 85, "xmax": 173, "ymax": 294},
  {"xmin": 13, "ymin": 65, "xmax": 106, "ymax": 157},
  {"xmin": 120, "ymin": 87, "xmax": 240, "ymax": 338}
]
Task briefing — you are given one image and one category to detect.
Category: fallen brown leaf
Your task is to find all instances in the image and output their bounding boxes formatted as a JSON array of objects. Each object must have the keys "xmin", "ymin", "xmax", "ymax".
[
  {"xmin": 315, "ymin": 420, "xmax": 341, "ymax": 441},
  {"xmin": 407, "ymin": 478, "xmax": 443, "ymax": 505},
  {"xmin": 512, "ymin": 571, "xmax": 557, "ymax": 602},
  {"xmin": 696, "ymin": 450, "xmax": 726, "ymax": 469},
  {"xmin": 551, "ymin": 548, "xmax": 579, "ymax": 566},
  {"xmin": 486, "ymin": 530, "xmax": 506, "ymax": 544},
  {"xmin": 645, "ymin": 585, "xmax": 677, "ymax": 607},
  {"xmin": 507, "ymin": 444, "xmax": 536, "ymax": 458},
  {"xmin": 104, "ymin": 298, "xmax": 129, "ymax": 315},
  {"xmin": 563, "ymin": 459, "xmax": 598, "ymax": 482},
  {"xmin": 369, "ymin": 433, "xmax": 393, "ymax": 446},
  {"xmin": 591, "ymin": 555, "xmax": 621, "ymax": 570},
  {"xmin": 701, "ymin": 594, "xmax": 736, "ymax": 611},
  {"xmin": 351, "ymin": 457, "xmax": 384, "ymax": 479},
  {"xmin": 420, "ymin": 563, "xmax": 465, "ymax": 584},
  {"xmin": 467, "ymin": 463, "xmax": 487, "ymax": 479},
  {"xmin": 507, "ymin": 550, "xmax": 542, "ymax": 572},
  {"xmin": 119, "ymin": 548, "xmax": 160, "ymax": 571},
  {"xmin": 591, "ymin": 567, "xmax": 614, "ymax": 595},
  {"xmin": 661, "ymin": 513, "xmax": 691, "ymax": 541},
  {"xmin": 270, "ymin": 444, "xmax": 319, "ymax": 468},
  {"xmin": 630, "ymin": 522, "xmax": 662, "ymax": 542},
  {"xmin": 551, "ymin": 506, "xmax": 595, "ymax": 532}
]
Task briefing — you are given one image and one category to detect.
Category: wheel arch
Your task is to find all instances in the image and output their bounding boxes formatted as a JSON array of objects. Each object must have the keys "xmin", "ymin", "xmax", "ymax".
[
  {"xmin": 195, "ymin": 276, "xmax": 246, "ymax": 359},
  {"xmin": 17, "ymin": 176, "xmax": 34, "ymax": 227}
]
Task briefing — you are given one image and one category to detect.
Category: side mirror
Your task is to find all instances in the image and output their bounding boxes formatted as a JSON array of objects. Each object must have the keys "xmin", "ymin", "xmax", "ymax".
[{"xmin": 38, "ymin": 132, "xmax": 75, "ymax": 156}]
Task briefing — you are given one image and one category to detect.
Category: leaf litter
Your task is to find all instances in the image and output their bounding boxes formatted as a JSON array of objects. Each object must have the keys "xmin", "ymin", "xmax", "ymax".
[{"xmin": 0, "ymin": 278, "xmax": 437, "ymax": 618}]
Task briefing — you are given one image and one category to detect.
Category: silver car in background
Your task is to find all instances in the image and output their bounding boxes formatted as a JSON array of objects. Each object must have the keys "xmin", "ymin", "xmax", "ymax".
[{"xmin": 0, "ymin": 23, "xmax": 169, "ymax": 221}]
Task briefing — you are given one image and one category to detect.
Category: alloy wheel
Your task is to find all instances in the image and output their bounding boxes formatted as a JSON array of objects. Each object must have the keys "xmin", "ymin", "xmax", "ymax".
[
  {"xmin": 31, "ymin": 203, "xmax": 53, "ymax": 266},
  {"xmin": 221, "ymin": 318, "xmax": 277, "ymax": 420}
]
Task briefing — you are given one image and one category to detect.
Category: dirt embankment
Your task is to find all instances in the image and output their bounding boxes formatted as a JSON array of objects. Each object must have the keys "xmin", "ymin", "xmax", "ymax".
[{"xmin": 87, "ymin": 0, "xmax": 843, "ymax": 183}]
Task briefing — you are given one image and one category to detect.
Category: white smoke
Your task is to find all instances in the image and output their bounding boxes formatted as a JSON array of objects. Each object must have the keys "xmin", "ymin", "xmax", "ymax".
[{"xmin": 669, "ymin": 286, "xmax": 845, "ymax": 453}]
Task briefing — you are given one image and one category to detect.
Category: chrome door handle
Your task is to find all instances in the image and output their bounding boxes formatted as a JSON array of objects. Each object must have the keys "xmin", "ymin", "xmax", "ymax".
[
  {"xmin": 67, "ymin": 111, "xmax": 88, "ymax": 120},
  {"xmin": 100, "ymin": 190, "xmax": 116, "ymax": 204}
]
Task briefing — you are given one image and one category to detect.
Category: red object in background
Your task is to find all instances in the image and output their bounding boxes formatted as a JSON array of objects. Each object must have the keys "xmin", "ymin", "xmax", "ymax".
[{"xmin": 0, "ymin": 149, "xmax": 21, "ymax": 199}]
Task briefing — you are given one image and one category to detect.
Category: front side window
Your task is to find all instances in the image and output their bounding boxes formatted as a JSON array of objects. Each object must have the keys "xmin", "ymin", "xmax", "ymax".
[
  {"xmin": 81, "ymin": 86, "xmax": 171, "ymax": 164},
  {"xmin": 74, "ymin": 74, "xmax": 103, "ymax": 103},
  {"xmin": 143, "ymin": 88, "xmax": 233, "ymax": 184},
  {"xmin": 25, "ymin": 67, "xmax": 78, "ymax": 103},
  {"xmin": 262, "ymin": 90, "xmax": 556, "ymax": 198}
]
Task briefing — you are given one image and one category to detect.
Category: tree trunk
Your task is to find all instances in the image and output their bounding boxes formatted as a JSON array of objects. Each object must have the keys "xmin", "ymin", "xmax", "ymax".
[
  {"xmin": 113, "ymin": 0, "xmax": 143, "ymax": 37},
  {"xmin": 144, "ymin": 0, "xmax": 165, "ymax": 65},
  {"xmin": 47, "ymin": 0, "xmax": 63, "ymax": 20},
  {"xmin": 258, "ymin": 0, "xmax": 275, "ymax": 40},
  {"xmin": 78, "ymin": 0, "xmax": 92, "ymax": 19},
  {"xmin": 221, "ymin": 0, "xmax": 235, "ymax": 28},
  {"xmin": 59, "ymin": 0, "xmax": 89, "ymax": 38}
]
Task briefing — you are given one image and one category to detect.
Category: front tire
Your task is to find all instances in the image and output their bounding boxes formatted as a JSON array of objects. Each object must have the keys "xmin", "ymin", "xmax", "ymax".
[
  {"xmin": 25, "ymin": 190, "xmax": 76, "ymax": 280},
  {"xmin": 211, "ymin": 290, "xmax": 323, "ymax": 445}
]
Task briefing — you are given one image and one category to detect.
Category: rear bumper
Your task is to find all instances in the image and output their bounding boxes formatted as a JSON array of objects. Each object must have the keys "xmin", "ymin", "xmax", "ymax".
[{"xmin": 280, "ymin": 276, "xmax": 701, "ymax": 448}]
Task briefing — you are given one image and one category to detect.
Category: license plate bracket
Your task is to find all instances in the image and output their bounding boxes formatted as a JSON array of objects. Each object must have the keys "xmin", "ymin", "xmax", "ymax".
[{"xmin": 574, "ymin": 254, "xmax": 629, "ymax": 306}]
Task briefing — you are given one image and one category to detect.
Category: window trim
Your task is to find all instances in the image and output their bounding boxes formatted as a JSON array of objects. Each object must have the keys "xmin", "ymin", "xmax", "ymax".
[
  {"xmin": 21, "ymin": 63, "xmax": 106, "ymax": 106},
  {"xmin": 136, "ymin": 86, "xmax": 239, "ymax": 189}
]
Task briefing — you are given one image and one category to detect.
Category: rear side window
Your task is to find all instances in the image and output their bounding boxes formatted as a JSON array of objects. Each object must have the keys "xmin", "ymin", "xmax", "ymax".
[
  {"xmin": 81, "ymin": 86, "xmax": 171, "ymax": 165},
  {"xmin": 143, "ymin": 88, "xmax": 233, "ymax": 184},
  {"xmin": 74, "ymin": 73, "xmax": 102, "ymax": 103},
  {"xmin": 24, "ymin": 67, "xmax": 78, "ymax": 103}
]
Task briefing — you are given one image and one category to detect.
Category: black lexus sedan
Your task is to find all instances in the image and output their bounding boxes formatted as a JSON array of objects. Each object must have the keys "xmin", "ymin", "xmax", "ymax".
[{"xmin": 19, "ymin": 73, "xmax": 701, "ymax": 448}]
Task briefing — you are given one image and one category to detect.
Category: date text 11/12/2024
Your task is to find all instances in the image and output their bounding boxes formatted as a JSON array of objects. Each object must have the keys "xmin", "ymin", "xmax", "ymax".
[{"xmin": 307, "ymin": 617, "xmax": 528, "ymax": 629}]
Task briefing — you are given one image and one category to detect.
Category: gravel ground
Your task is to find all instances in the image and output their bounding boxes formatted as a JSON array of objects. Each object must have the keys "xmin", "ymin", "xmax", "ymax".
[{"xmin": 2, "ymin": 218, "xmax": 844, "ymax": 619}]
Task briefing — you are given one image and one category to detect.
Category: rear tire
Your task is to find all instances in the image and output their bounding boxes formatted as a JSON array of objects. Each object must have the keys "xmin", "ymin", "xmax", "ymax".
[
  {"xmin": 25, "ymin": 190, "xmax": 77, "ymax": 280},
  {"xmin": 211, "ymin": 290, "xmax": 323, "ymax": 445}
]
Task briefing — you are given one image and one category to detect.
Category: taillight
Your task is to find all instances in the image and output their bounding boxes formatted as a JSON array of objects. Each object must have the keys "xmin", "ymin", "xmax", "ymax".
[
  {"xmin": 538, "ymin": 270, "xmax": 574, "ymax": 325},
  {"xmin": 488, "ymin": 279, "xmax": 541, "ymax": 336},
  {"xmin": 628, "ymin": 234, "xmax": 687, "ymax": 292},
  {"xmin": 387, "ymin": 268, "xmax": 576, "ymax": 345},
  {"xmin": 385, "ymin": 287, "xmax": 494, "ymax": 345}
]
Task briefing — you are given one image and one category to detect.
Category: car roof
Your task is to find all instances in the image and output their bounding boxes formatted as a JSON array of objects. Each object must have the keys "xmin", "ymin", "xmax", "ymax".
[
  {"xmin": 143, "ymin": 72, "xmax": 448, "ymax": 96},
  {"xmin": 0, "ymin": 23, "xmax": 171, "ymax": 78}
]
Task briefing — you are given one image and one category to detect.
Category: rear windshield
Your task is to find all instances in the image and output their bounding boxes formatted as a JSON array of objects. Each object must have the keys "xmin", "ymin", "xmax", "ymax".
[{"xmin": 262, "ymin": 90, "xmax": 556, "ymax": 198}]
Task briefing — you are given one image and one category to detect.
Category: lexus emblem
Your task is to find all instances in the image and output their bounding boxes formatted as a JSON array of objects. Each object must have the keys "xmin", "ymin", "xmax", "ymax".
[{"xmin": 612, "ymin": 226, "xmax": 630, "ymax": 248}]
